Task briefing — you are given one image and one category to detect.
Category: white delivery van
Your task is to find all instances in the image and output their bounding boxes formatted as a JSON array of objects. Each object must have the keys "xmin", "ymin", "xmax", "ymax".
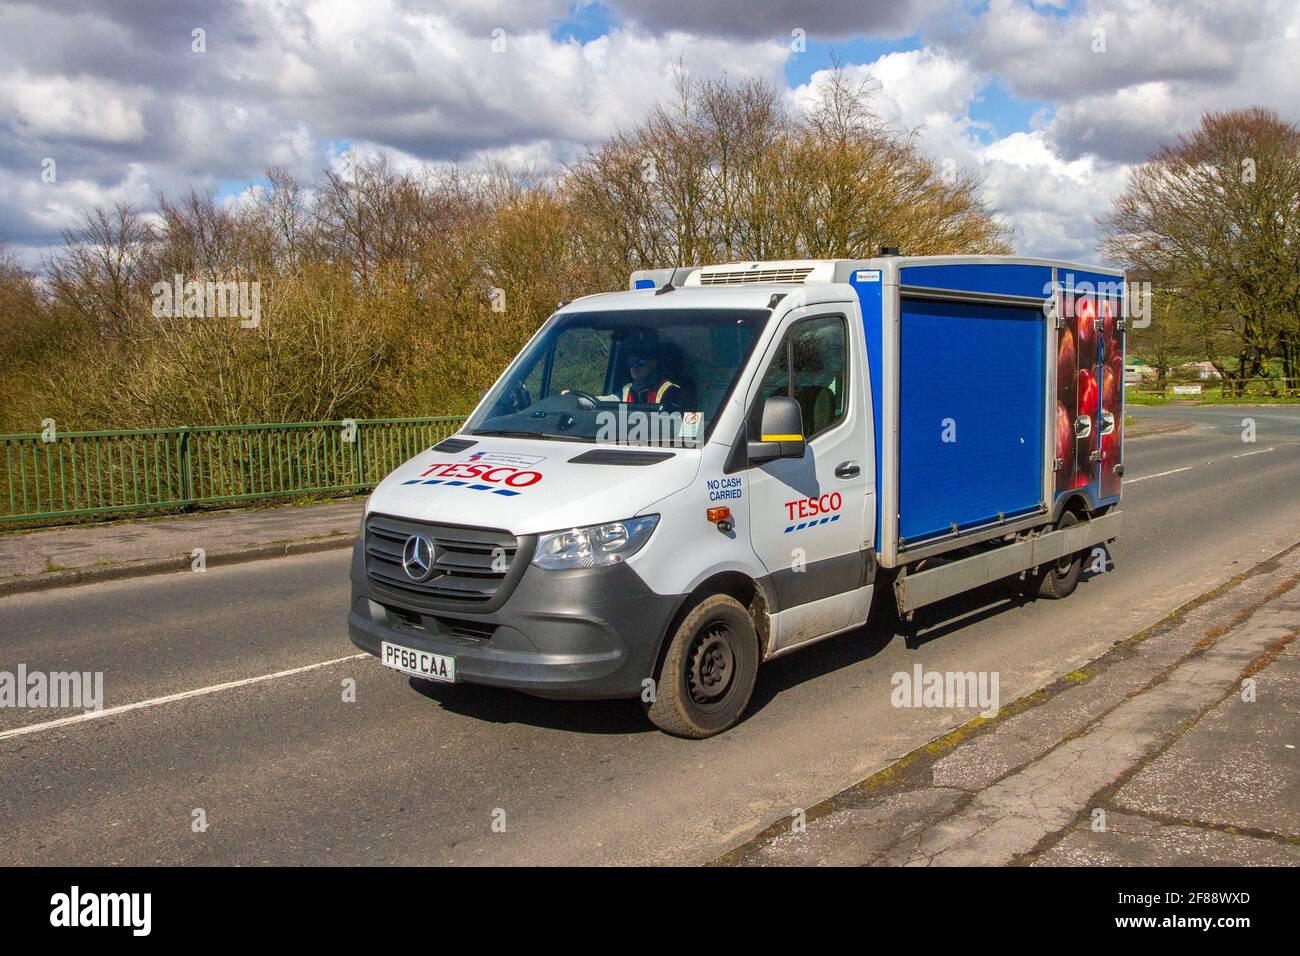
[{"xmin": 350, "ymin": 256, "xmax": 1126, "ymax": 737}]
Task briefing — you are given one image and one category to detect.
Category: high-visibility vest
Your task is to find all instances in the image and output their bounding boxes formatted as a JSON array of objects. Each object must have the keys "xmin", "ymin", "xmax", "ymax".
[{"xmin": 621, "ymin": 379, "xmax": 677, "ymax": 403}]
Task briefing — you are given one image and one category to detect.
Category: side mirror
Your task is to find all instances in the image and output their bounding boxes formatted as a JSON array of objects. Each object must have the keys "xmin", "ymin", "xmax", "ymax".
[{"xmin": 747, "ymin": 396, "xmax": 806, "ymax": 463}]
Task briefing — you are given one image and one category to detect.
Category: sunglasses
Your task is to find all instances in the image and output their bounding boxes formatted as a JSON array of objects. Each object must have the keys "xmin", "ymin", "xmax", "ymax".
[{"xmin": 626, "ymin": 354, "xmax": 653, "ymax": 367}]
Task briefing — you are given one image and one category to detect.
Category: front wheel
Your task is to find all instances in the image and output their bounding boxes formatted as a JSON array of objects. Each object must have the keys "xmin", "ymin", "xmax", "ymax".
[
  {"xmin": 645, "ymin": 594, "xmax": 760, "ymax": 739},
  {"xmin": 1027, "ymin": 510, "xmax": 1085, "ymax": 599}
]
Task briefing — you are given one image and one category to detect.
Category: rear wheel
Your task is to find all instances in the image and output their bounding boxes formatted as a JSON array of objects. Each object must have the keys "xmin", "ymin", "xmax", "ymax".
[
  {"xmin": 1027, "ymin": 510, "xmax": 1084, "ymax": 599},
  {"xmin": 646, "ymin": 594, "xmax": 759, "ymax": 739}
]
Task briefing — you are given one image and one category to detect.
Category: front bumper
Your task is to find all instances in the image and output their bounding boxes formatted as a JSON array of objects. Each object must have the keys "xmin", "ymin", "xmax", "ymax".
[{"xmin": 347, "ymin": 538, "xmax": 682, "ymax": 699}]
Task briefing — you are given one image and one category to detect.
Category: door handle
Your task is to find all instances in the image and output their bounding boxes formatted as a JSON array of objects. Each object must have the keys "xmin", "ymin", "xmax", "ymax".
[{"xmin": 835, "ymin": 461, "xmax": 861, "ymax": 479}]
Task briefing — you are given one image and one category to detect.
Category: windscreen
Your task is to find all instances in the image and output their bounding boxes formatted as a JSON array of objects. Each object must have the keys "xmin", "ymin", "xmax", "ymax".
[{"xmin": 467, "ymin": 308, "xmax": 769, "ymax": 446}]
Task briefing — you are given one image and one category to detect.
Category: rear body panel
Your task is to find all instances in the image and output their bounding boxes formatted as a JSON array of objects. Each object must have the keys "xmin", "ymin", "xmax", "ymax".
[
  {"xmin": 896, "ymin": 295, "xmax": 1045, "ymax": 545},
  {"xmin": 1055, "ymin": 270, "xmax": 1126, "ymax": 508},
  {"xmin": 835, "ymin": 256, "xmax": 1125, "ymax": 567}
]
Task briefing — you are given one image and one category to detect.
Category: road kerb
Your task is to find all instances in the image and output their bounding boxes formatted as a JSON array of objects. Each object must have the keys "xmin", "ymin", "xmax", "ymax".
[
  {"xmin": 0, "ymin": 534, "xmax": 355, "ymax": 598},
  {"xmin": 714, "ymin": 537, "xmax": 1300, "ymax": 866}
]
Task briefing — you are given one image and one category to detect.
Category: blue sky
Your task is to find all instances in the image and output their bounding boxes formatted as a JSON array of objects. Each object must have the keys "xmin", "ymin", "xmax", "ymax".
[{"xmin": 2, "ymin": 0, "xmax": 1298, "ymax": 265}]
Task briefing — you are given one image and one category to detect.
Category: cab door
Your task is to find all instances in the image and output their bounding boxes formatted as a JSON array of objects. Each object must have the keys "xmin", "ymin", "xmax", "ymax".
[{"xmin": 743, "ymin": 309, "xmax": 874, "ymax": 654}]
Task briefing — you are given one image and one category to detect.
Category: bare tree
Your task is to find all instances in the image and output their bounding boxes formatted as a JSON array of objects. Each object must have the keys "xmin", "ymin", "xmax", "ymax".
[
  {"xmin": 313, "ymin": 153, "xmax": 439, "ymax": 287},
  {"xmin": 566, "ymin": 67, "xmax": 1008, "ymax": 274},
  {"xmin": 9, "ymin": 74, "xmax": 1020, "ymax": 434},
  {"xmin": 1101, "ymin": 107, "xmax": 1300, "ymax": 394},
  {"xmin": 47, "ymin": 204, "xmax": 155, "ymax": 336}
]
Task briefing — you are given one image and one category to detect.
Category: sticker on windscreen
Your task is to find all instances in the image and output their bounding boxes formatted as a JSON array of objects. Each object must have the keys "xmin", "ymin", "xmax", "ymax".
[{"xmin": 681, "ymin": 411, "xmax": 702, "ymax": 442}]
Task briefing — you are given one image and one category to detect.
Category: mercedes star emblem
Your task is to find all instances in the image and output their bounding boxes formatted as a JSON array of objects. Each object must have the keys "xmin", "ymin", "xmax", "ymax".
[{"xmin": 401, "ymin": 534, "xmax": 436, "ymax": 582}]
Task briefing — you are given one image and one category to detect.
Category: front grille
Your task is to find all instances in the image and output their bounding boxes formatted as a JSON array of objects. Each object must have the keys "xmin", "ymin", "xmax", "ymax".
[
  {"xmin": 435, "ymin": 617, "xmax": 497, "ymax": 641},
  {"xmin": 376, "ymin": 603, "xmax": 497, "ymax": 642},
  {"xmin": 365, "ymin": 513, "xmax": 527, "ymax": 609},
  {"xmin": 698, "ymin": 267, "xmax": 813, "ymax": 285}
]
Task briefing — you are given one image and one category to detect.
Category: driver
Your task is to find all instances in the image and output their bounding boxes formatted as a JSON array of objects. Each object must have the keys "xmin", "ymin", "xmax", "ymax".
[{"xmin": 617, "ymin": 329, "xmax": 680, "ymax": 405}]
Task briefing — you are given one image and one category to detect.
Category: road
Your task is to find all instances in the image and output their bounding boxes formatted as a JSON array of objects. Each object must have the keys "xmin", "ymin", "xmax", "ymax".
[{"xmin": 1, "ymin": 404, "xmax": 1298, "ymax": 865}]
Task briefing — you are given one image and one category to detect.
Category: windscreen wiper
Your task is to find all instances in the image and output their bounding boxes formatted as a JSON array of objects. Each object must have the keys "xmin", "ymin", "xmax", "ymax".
[{"xmin": 472, "ymin": 429, "xmax": 589, "ymax": 442}]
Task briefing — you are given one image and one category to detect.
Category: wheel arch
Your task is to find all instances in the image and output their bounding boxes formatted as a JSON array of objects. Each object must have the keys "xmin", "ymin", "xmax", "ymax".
[
  {"xmin": 648, "ymin": 570, "xmax": 773, "ymax": 681},
  {"xmin": 1051, "ymin": 491, "xmax": 1095, "ymax": 523}
]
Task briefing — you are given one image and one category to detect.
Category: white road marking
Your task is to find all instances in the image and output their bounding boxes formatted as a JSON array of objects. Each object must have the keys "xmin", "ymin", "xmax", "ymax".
[
  {"xmin": 1125, "ymin": 466, "xmax": 1192, "ymax": 484},
  {"xmin": 1127, "ymin": 444, "xmax": 1282, "ymax": 482},
  {"xmin": 0, "ymin": 653, "xmax": 369, "ymax": 742}
]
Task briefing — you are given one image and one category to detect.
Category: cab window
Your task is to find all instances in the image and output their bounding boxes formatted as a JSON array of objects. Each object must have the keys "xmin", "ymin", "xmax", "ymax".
[
  {"xmin": 549, "ymin": 327, "xmax": 612, "ymax": 396},
  {"xmin": 749, "ymin": 315, "xmax": 848, "ymax": 441},
  {"xmin": 470, "ymin": 308, "xmax": 768, "ymax": 445}
]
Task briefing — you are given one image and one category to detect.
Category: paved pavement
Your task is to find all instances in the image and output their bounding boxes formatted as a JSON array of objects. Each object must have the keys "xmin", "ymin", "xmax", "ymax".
[
  {"xmin": 0, "ymin": 499, "xmax": 362, "ymax": 593},
  {"xmin": 0, "ymin": 404, "xmax": 1296, "ymax": 865},
  {"xmin": 722, "ymin": 540, "xmax": 1300, "ymax": 866}
]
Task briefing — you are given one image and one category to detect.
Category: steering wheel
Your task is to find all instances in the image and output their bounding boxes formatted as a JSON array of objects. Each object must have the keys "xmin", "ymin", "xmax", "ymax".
[
  {"xmin": 503, "ymin": 379, "xmax": 531, "ymax": 413},
  {"xmin": 566, "ymin": 389, "xmax": 601, "ymax": 409}
]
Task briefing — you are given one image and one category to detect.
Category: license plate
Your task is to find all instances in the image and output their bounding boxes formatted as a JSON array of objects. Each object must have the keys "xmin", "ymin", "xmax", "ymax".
[{"xmin": 381, "ymin": 641, "xmax": 456, "ymax": 683}]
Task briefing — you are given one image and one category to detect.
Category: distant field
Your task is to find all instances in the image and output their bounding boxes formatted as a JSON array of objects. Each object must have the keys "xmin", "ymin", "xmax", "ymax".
[{"xmin": 1125, "ymin": 388, "xmax": 1300, "ymax": 406}]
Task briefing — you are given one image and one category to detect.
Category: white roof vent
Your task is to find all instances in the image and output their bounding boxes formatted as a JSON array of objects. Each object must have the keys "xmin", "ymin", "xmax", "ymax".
[{"xmin": 686, "ymin": 260, "xmax": 836, "ymax": 286}]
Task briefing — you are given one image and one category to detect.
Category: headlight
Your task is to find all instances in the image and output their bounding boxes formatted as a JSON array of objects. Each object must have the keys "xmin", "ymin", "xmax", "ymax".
[{"xmin": 531, "ymin": 515, "xmax": 659, "ymax": 570}]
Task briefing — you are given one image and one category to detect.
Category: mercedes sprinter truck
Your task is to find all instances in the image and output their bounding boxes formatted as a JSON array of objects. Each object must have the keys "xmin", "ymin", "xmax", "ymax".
[{"xmin": 349, "ymin": 256, "xmax": 1126, "ymax": 737}]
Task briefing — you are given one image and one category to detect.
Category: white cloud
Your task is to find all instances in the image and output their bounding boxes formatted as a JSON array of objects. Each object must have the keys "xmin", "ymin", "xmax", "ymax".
[
  {"xmin": 980, "ymin": 131, "xmax": 1133, "ymax": 259},
  {"xmin": 3, "ymin": 0, "xmax": 1298, "ymax": 268},
  {"xmin": 932, "ymin": 0, "xmax": 1300, "ymax": 163},
  {"xmin": 934, "ymin": 0, "xmax": 1262, "ymax": 103},
  {"xmin": 792, "ymin": 47, "xmax": 1133, "ymax": 261},
  {"xmin": 1050, "ymin": 3, "xmax": 1300, "ymax": 162},
  {"xmin": 792, "ymin": 49, "xmax": 980, "ymax": 129},
  {"xmin": 0, "ymin": 160, "xmax": 158, "ymax": 269},
  {"xmin": 789, "ymin": 48, "xmax": 986, "ymax": 159},
  {"xmin": 0, "ymin": 71, "xmax": 148, "ymax": 144},
  {"xmin": 0, "ymin": 1, "xmax": 788, "ymax": 248}
]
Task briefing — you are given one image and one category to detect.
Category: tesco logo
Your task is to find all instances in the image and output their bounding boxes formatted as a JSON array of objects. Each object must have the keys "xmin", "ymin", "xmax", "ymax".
[
  {"xmin": 784, "ymin": 492, "xmax": 841, "ymax": 521},
  {"xmin": 419, "ymin": 461, "xmax": 543, "ymax": 487}
]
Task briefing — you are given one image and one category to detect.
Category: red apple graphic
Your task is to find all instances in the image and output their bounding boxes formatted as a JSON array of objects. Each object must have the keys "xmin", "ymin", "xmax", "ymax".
[
  {"xmin": 1101, "ymin": 299, "xmax": 1116, "ymax": 342},
  {"xmin": 1055, "ymin": 400, "xmax": 1071, "ymax": 468},
  {"xmin": 1102, "ymin": 365, "xmax": 1118, "ymax": 410},
  {"xmin": 1058, "ymin": 328, "xmax": 1076, "ymax": 390},
  {"xmin": 1077, "ymin": 298, "xmax": 1097, "ymax": 349},
  {"xmin": 1078, "ymin": 368, "xmax": 1098, "ymax": 413},
  {"xmin": 1101, "ymin": 426, "xmax": 1119, "ymax": 465}
]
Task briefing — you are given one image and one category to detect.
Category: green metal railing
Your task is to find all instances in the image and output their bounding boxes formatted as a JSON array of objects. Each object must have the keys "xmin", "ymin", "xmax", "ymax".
[{"xmin": 0, "ymin": 416, "xmax": 468, "ymax": 525}]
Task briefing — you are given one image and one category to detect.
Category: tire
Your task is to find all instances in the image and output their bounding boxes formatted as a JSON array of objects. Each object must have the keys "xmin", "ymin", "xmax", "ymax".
[
  {"xmin": 645, "ymin": 594, "xmax": 760, "ymax": 739},
  {"xmin": 1028, "ymin": 510, "xmax": 1084, "ymax": 599}
]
